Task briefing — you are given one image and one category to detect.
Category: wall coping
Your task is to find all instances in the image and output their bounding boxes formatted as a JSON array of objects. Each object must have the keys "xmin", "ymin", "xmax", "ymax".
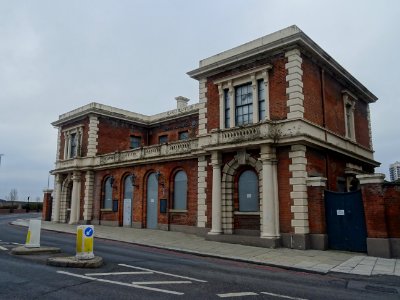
[{"xmin": 357, "ymin": 173, "xmax": 385, "ymax": 185}]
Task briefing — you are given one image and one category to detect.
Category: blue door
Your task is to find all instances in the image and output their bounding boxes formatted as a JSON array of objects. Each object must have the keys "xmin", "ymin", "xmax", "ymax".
[
  {"xmin": 325, "ymin": 190, "xmax": 367, "ymax": 252},
  {"xmin": 146, "ymin": 173, "xmax": 158, "ymax": 229}
]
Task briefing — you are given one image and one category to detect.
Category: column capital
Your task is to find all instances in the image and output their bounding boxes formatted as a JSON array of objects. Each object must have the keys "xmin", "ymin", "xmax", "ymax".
[
  {"xmin": 259, "ymin": 144, "xmax": 276, "ymax": 162},
  {"xmin": 210, "ymin": 151, "xmax": 221, "ymax": 166},
  {"xmin": 72, "ymin": 171, "xmax": 81, "ymax": 182}
]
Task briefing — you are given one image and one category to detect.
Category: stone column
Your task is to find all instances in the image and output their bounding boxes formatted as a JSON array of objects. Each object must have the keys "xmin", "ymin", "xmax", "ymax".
[
  {"xmin": 83, "ymin": 171, "xmax": 94, "ymax": 223},
  {"xmin": 209, "ymin": 151, "xmax": 222, "ymax": 235},
  {"xmin": 69, "ymin": 172, "xmax": 81, "ymax": 224},
  {"xmin": 52, "ymin": 174, "xmax": 62, "ymax": 222},
  {"xmin": 260, "ymin": 145, "xmax": 280, "ymax": 246}
]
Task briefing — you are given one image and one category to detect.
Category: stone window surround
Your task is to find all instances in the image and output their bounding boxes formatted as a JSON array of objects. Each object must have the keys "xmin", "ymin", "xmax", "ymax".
[
  {"xmin": 62, "ymin": 125, "xmax": 84, "ymax": 160},
  {"xmin": 215, "ymin": 65, "xmax": 271, "ymax": 130},
  {"xmin": 343, "ymin": 89, "xmax": 356, "ymax": 141}
]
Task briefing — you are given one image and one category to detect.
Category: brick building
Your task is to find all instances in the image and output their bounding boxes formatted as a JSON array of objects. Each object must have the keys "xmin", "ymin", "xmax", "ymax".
[{"xmin": 48, "ymin": 26, "xmax": 398, "ymax": 257}]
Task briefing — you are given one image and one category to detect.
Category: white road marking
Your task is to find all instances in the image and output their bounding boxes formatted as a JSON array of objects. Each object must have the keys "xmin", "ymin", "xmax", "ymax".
[
  {"xmin": 132, "ymin": 281, "xmax": 191, "ymax": 285},
  {"xmin": 261, "ymin": 292, "xmax": 309, "ymax": 300},
  {"xmin": 11, "ymin": 242, "xmax": 22, "ymax": 245},
  {"xmin": 119, "ymin": 264, "xmax": 207, "ymax": 283},
  {"xmin": 57, "ymin": 271, "xmax": 184, "ymax": 295},
  {"xmin": 86, "ymin": 271, "xmax": 153, "ymax": 276},
  {"xmin": 0, "ymin": 246, "xmax": 8, "ymax": 251},
  {"xmin": 217, "ymin": 292, "xmax": 258, "ymax": 297}
]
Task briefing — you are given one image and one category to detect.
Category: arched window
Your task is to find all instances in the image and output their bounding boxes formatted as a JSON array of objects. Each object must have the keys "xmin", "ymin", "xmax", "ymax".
[
  {"xmin": 124, "ymin": 175, "xmax": 133, "ymax": 200},
  {"xmin": 238, "ymin": 170, "xmax": 258, "ymax": 212},
  {"xmin": 173, "ymin": 171, "xmax": 187, "ymax": 210},
  {"xmin": 103, "ymin": 177, "xmax": 113, "ymax": 209}
]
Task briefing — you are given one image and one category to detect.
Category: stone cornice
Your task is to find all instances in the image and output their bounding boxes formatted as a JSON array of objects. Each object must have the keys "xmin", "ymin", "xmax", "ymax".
[
  {"xmin": 52, "ymin": 102, "xmax": 200, "ymax": 127},
  {"xmin": 187, "ymin": 25, "xmax": 377, "ymax": 103}
]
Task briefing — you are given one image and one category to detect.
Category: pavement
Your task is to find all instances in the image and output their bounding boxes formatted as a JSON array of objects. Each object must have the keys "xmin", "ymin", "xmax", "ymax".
[{"xmin": 11, "ymin": 218, "xmax": 400, "ymax": 277}]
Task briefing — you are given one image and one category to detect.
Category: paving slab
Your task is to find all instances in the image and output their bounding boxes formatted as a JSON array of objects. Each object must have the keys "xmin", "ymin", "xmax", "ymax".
[{"xmin": 47, "ymin": 256, "xmax": 103, "ymax": 268}]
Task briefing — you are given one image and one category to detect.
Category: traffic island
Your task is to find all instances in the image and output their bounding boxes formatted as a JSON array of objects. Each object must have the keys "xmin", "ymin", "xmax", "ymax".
[
  {"xmin": 47, "ymin": 256, "xmax": 103, "ymax": 268},
  {"xmin": 11, "ymin": 246, "xmax": 61, "ymax": 255}
]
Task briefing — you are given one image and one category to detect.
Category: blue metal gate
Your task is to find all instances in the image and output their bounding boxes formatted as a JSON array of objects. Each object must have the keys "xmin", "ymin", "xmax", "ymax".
[{"xmin": 324, "ymin": 190, "xmax": 367, "ymax": 252}]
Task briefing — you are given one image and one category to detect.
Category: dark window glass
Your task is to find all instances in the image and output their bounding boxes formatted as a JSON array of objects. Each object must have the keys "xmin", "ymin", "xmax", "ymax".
[
  {"xmin": 130, "ymin": 136, "xmax": 141, "ymax": 149},
  {"xmin": 159, "ymin": 135, "xmax": 168, "ymax": 144},
  {"xmin": 174, "ymin": 171, "xmax": 187, "ymax": 210},
  {"xmin": 178, "ymin": 131, "xmax": 189, "ymax": 140},
  {"xmin": 258, "ymin": 79, "xmax": 266, "ymax": 121},
  {"xmin": 235, "ymin": 83, "xmax": 253, "ymax": 126},
  {"xmin": 224, "ymin": 89, "xmax": 230, "ymax": 128},
  {"xmin": 70, "ymin": 133, "xmax": 77, "ymax": 158},
  {"xmin": 124, "ymin": 175, "xmax": 133, "ymax": 199},
  {"xmin": 103, "ymin": 177, "xmax": 113, "ymax": 209},
  {"xmin": 238, "ymin": 170, "xmax": 259, "ymax": 212}
]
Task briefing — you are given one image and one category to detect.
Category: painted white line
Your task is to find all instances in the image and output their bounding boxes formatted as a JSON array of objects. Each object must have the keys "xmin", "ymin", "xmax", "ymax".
[
  {"xmin": 0, "ymin": 246, "xmax": 8, "ymax": 251},
  {"xmin": 57, "ymin": 271, "xmax": 184, "ymax": 295},
  {"xmin": 132, "ymin": 281, "xmax": 191, "ymax": 285},
  {"xmin": 86, "ymin": 271, "xmax": 153, "ymax": 276},
  {"xmin": 217, "ymin": 292, "xmax": 258, "ymax": 298},
  {"xmin": 11, "ymin": 242, "xmax": 22, "ymax": 245},
  {"xmin": 119, "ymin": 264, "xmax": 207, "ymax": 283},
  {"xmin": 261, "ymin": 292, "xmax": 309, "ymax": 300}
]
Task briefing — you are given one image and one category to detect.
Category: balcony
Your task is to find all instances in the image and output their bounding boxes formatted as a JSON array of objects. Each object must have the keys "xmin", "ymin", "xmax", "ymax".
[{"xmin": 54, "ymin": 139, "xmax": 199, "ymax": 171}]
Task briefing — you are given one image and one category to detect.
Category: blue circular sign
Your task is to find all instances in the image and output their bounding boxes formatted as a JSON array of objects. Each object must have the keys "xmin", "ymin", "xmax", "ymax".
[{"xmin": 84, "ymin": 227, "xmax": 94, "ymax": 237}]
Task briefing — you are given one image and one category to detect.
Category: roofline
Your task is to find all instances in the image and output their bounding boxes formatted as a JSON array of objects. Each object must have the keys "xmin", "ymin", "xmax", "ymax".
[
  {"xmin": 187, "ymin": 25, "xmax": 377, "ymax": 103},
  {"xmin": 51, "ymin": 102, "xmax": 200, "ymax": 127}
]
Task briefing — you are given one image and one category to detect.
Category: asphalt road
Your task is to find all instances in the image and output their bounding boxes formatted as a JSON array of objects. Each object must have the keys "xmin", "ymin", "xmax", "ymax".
[{"xmin": 0, "ymin": 213, "xmax": 399, "ymax": 299}]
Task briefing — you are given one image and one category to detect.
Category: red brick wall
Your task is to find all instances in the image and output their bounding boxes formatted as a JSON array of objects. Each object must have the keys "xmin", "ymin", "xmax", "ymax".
[
  {"xmin": 92, "ymin": 159, "xmax": 198, "ymax": 227},
  {"xmin": 323, "ymin": 72, "xmax": 346, "ymax": 136},
  {"xmin": 354, "ymin": 100, "xmax": 371, "ymax": 149},
  {"xmin": 97, "ymin": 117, "xmax": 147, "ymax": 155},
  {"xmin": 148, "ymin": 115, "xmax": 198, "ymax": 145},
  {"xmin": 269, "ymin": 54, "xmax": 287, "ymax": 121},
  {"xmin": 303, "ymin": 56, "xmax": 324, "ymax": 126},
  {"xmin": 306, "ymin": 148, "xmax": 327, "ymax": 177},
  {"xmin": 360, "ymin": 183, "xmax": 388, "ymax": 238},
  {"xmin": 383, "ymin": 184, "xmax": 400, "ymax": 238},
  {"xmin": 277, "ymin": 147, "xmax": 292, "ymax": 233},
  {"xmin": 42, "ymin": 191, "xmax": 53, "ymax": 221},
  {"xmin": 307, "ymin": 185, "xmax": 326, "ymax": 234}
]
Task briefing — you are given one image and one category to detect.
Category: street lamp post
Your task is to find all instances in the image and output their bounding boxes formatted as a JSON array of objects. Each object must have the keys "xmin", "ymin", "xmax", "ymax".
[{"xmin": 27, "ymin": 196, "xmax": 30, "ymax": 212}]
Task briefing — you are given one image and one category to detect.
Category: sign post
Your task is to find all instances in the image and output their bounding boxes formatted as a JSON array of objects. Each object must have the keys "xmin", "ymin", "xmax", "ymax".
[{"xmin": 76, "ymin": 225, "xmax": 95, "ymax": 260}]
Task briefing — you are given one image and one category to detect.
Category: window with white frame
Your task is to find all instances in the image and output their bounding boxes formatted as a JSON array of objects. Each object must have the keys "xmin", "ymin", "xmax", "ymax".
[
  {"xmin": 63, "ymin": 126, "xmax": 83, "ymax": 159},
  {"xmin": 343, "ymin": 90, "xmax": 356, "ymax": 140},
  {"xmin": 235, "ymin": 83, "xmax": 253, "ymax": 126},
  {"xmin": 216, "ymin": 65, "xmax": 271, "ymax": 129}
]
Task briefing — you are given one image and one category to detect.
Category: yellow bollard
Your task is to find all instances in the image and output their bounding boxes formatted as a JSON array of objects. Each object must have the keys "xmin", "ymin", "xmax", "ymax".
[
  {"xmin": 76, "ymin": 225, "xmax": 94, "ymax": 260},
  {"xmin": 25, "ymin": 219, "xmax": 41, "ymax": 248}
]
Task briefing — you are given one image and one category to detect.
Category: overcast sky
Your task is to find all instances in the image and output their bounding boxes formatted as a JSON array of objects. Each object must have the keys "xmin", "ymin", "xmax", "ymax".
[{"xmin": 0, "ymin": 0, "xmax": 398, "ymax": 201}]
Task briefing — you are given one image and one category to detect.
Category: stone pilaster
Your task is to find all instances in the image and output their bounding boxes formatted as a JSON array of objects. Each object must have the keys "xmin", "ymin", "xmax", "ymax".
[
  {"xmin": 209, "ymin": 151, "xmax": 222, "ymax": 235},
  {"xmin": 83, "ymin": 171, "xmax": 94, "ymax": 222},
  {"xmin": 289, "ymin": 145, "xmax": 309, "ymax": 250},
  {"xmin": 198, "ymin": 79, "xmax": 208, "ymax": 136},
  {"xmin": 285, "ymin": 49, "xmax": 304, "ymax": 119},
  {"xmin": 197, "ymin": 156, "xmax": 208, "ymax": 227},
  {"xmin": 87, "ymin": 115, "xmax": 99, "ymax": 157}
]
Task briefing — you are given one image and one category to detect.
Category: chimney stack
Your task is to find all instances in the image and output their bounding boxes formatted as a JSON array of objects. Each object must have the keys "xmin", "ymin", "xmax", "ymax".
[{"xmin": 175, "ymin": 96, "xmax": 189, "ymax": 109}]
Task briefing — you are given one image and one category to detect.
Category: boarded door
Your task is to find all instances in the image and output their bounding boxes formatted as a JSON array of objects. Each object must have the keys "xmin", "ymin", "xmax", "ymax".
[
  {"xmin": 123, "ymin": 176, "xmax": 133, "ymax": 227},
  {"xmin": 147, "ymin": 173, "xmax": 158, "ymax": 229},
  {"xmin": 325, "ymin": 190, "xmax": 367, "ymax": 252}
]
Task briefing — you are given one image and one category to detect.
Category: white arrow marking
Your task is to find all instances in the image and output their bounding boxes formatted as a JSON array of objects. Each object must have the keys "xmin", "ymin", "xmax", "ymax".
[
  {"xmin": 217, "ymin": 292, "xmax": 258, "ymax": 297},
  {"xmin": 261, "ymin": 292, "xmax": 309, "ymax": 300},
  {"xmin": 132, "ymin": 281, "xmax": 191, "ymax": 285}
]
